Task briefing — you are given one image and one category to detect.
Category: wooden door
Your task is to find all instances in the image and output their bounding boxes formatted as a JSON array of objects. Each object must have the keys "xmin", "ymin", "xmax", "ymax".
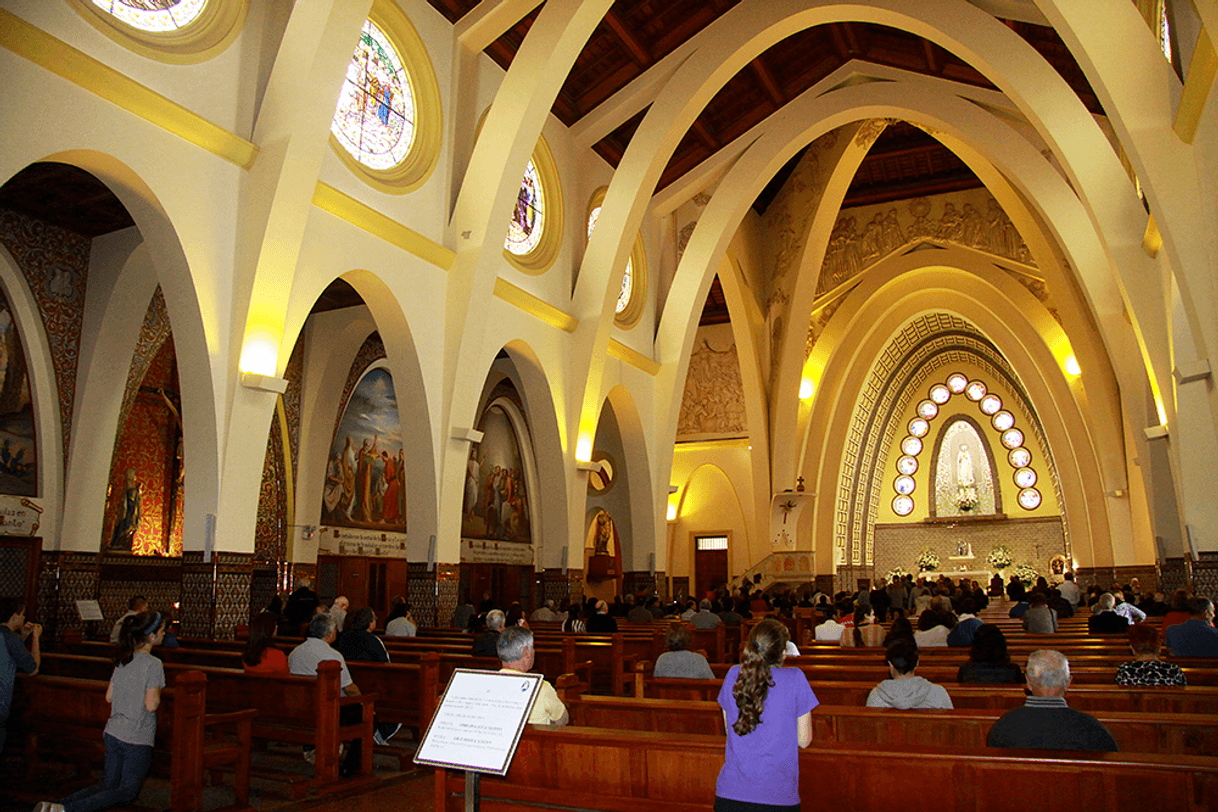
[{"xmin": 694, "ymin": 534, "xmax": 728, "ymax": 600}]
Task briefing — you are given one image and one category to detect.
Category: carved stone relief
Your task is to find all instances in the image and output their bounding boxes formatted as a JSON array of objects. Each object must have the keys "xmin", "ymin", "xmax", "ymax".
[{"xmin": 677, "ymin": 331, "xmax": 747, "ymax": 438}]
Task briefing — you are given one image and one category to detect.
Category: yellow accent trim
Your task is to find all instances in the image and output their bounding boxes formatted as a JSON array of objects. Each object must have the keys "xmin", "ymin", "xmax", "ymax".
[
  {"xmin": 276, "ymin": 396, "xmax": 296, "ymax": 564},
  {"xmin": 1143, "ymin": 213, "xmax": 1162, "ymax": 257},
  {"xmin": 674, "ymin": 438, "xmax": 751, "ymax": 452},
  {"xmin": 0, "ymin": 10, "xmax": 257, "ymax": 169},
  {"xmin": 312, "ymin": 182, "xmax": 454, "ymax": 271},
  {"xmin": 607, "ymin": 338, "xmax": 660, "ymax": 376},
  {"xmin": 1175, "ymin": 26, "xmax": 1217, "ymax": 144},
  {"xmin": 492, "ymin": 278, "xmax": 578, "ymax": 332}
]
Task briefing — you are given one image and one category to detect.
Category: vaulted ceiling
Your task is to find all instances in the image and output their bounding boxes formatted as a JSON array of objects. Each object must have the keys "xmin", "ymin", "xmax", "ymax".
[{"xmin": 428, "ymin": 1, "xmax": 1103, "ymax": 199}]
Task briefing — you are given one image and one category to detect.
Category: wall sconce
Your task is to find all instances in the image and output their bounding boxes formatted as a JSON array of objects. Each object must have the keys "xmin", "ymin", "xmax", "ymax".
[{"xmin": 240, "ymin": 372, "xmax": 288, "ymax": 394}]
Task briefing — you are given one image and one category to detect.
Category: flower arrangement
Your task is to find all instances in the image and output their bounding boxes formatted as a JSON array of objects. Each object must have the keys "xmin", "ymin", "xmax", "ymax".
[
  {"xmin": 914, "ymin": 548, "xmax": 940, "ymax": 572},
  {"xmin": 884, "ymin": 566, "xmax": 908, "ymax": 583},
  {"xmin": 957, "ymin": 490, "xmax": 979, "ymax": 511},
  {"xmin": 987, "ymin": 545, "xmax": 1013, "ymax": 570},
  {"xmin": 1014, "ymin": 563, "xmax": 1038, "ymax": 586}
]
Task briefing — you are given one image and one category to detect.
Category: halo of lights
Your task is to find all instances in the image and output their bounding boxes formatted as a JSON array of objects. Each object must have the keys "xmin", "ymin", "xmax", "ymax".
[
  {"xmin": 980, "ymin": 394, "xmax": 1002, "ymax": 415},
  {"xmin": 1001, "ymin": 428, "xmax": 1025, "ymax": 450},
  {"xmin": 1014, "ymin": 468, "xmax": 1038, "ymax": 488},
  {"xmin": 917, "ymin": 400, "xmax": 939, "ymax": 420},
  {"xmin": 892, "ymin": 495, "xmax": 915, "ymax": 516},
  {"xmin": 894, "ymin": 475, "xmax": 916, "ymax": 495},
  {"xmin": 965, "ymin": 380, "xmax": 987, "ymax": 401},
  {"xmin": 908, "ymin": 418, "xmax": 929, "ymax": 438},
  {"xmin": 929, "ymin": 384, "xmax": 951, "ymax": 404},
  {"xmin": 946, "ymin": 373, "xmax": 968, "ymax": 393},
  {"xmin": 1018, "ymin": 488, "xmax": 1042, "ymax": 510},
  {"xmin": 897, "ymin": 455, "xmax": 918, "ymax": 475},
  {"xmin": 1008, "ymin": 447, "xmax": 1032, "ymax": 468},
  {"xmin": 991, "ymin": 411, "xmax": 1015, "ymax": 431},
  {"xmin": 901, "ymin": 436, "xmax": 923, "ymax": 456}
]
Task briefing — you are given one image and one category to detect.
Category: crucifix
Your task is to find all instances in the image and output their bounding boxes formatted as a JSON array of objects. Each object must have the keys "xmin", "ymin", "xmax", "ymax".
[{"xmin": 780, "ymin": 499, "xmax": 797, "ymax": 523}]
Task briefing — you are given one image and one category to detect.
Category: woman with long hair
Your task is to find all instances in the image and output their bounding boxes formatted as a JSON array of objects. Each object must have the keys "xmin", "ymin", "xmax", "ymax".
[
  {"xmin": 841, "ymin": 606, "xmax": 884, "ymax": 647},
  {"xmin": 956, "ymin": 624, "xmax": 1023, "ymax": 684},
  {"xmin": 36, "ymin": 611, "xmax": 167, "ymax": 812},
  {"xmin": 715, "ymin": 619, "xmax": 817, "ymax": 811},
  {"xmin": 242, "ymin": 612, "xmax": 287, "ymax": 673}
]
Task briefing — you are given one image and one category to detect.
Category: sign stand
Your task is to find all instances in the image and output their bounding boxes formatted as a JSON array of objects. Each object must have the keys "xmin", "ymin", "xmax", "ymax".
[{"xmin": 414, "ymin": 668, "xmax": 544, "ymax": 810}]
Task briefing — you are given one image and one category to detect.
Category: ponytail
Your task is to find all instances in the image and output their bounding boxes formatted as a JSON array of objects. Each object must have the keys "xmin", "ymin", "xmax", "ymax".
[
  {"xmin": 113, "ymin": 610, "xmax": 161, "ymax": 666},
  {"xmin": 732, "ymin": 619, "xmax": 787, "ymax": 736},
  {"xmin": 853, "ymin": 606, "xmax": 870, "ymax": 647}
]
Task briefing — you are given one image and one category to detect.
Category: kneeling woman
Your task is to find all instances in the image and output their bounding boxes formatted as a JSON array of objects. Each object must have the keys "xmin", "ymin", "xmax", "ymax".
[
  {"xmin": 716, "ymin": 619, "xmax": 818, "ymax": 811},
  {"xmin": 38, "ymin": 611, "xmax": 167, "ymax": 812}
]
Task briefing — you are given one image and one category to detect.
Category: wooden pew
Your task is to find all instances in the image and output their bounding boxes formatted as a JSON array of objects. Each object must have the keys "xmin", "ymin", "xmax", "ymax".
[
  {"xmin": 12, "ymin": 671, "xmax": 256, "ymax": 811},
  {"xmin": 38, "ymin": 653, "xmax": 377, "ymax": 797},
  {"xmin": 566, "ymin": 695, "xmax": 1218, "ymax": 756},
  {"xmin": 435, "ymin": 727, "xmax": 1218, "ymax": 812}
]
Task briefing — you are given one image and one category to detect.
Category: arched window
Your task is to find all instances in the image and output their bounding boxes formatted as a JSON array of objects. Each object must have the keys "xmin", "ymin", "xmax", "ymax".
[
  {"xmin": 586, "ymin": 187, "xmax": 646, "ymax": 327},
  {"xmin": 67, "ymin": 0, "xmax": 245, "ymax": 62},
  {"xmin": 500, "ymin": 134, "xmax": 563, "ymax": 273},
  {"xmin": 506, "ymin": 160, "xmax": 546, "ymax": 256},
  {"xmin": 89, "ymin": 0, "xmax": 208, "ymax": 31}
]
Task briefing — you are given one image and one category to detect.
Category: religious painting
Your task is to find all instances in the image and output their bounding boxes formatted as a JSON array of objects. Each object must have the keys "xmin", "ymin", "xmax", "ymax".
[
  {"xmin": 321, "ymin": 367, "xmax": 406, "ymax": 533},
  {"xmin": 461, "ymin": 404, "xmax": 531, "ymax": 542},
  {"xmin": 0, "ymin": 289, "xmax": 36, "ymax": 496}
]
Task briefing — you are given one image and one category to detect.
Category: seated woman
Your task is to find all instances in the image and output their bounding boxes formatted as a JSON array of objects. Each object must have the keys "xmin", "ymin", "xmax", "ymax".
[
  {"xmin": 957, "ymin": 624, "xmax": 1024, "ymax": 683},
  {"xmin": 384, "ymin": 599, "xmax": 417, "ymax": 637},
  {"xmin": 912, "ymin": 609, "xmax": 951, "ymax": 648},
  {"xmin": 841, "ymin": 606, "xmax": 884, "ymax": 647},
  {"xmin": 654, "ymin": 623, "xmax": 715, "ymax": 679},
  {"xmin": 242, "ymin": 611, "xmax": 287, "ymax": 673},
  {"xmin": 883, "ymin": 615, "xmax": 915, "ymax": 647},
  {"xmin": 1116, "ymin": 623, "xmax": 1186, "ymax": 686}
]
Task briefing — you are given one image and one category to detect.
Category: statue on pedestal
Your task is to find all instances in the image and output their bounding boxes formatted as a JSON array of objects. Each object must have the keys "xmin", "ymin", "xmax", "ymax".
[{"xmin": 956, "ymin": 443, "xmax": 979, "ymax": 511}]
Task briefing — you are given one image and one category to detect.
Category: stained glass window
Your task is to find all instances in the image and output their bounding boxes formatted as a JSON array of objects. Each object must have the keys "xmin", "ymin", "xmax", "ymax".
[
  {"xmin": 917, "ymin": 400, "xmax": 938, "ymax": 420},
  {"xmin": 91, "ymin": 0, "xmax": 208, "ymax": 31},
  {"xmin": 946, "ymin": 373, "xmax": 968, "ymax": 393},
  {"xmin": 1159, "ymin": 1, "xmax": 1172, "ymax": 63},
  {"xmin": 929, "ymin": 384, "xmax": 951, "ymax": 404},
  {"xmin": 506, "ymin": 160, "xmax": 545, "ymax": 255},
  {"xmin": 892, "ymin": 496, "xmax": 914, "ymax": 516},
  {"xmin": 908, "ymin": 418, "xmax": 929, "ymax": 438},
  {"xmin": 332, "ymin": 20, "xmax": 416, "ymax": 171},
  {"xmin": 897, "ymin": 455, "xmax": 918, "ymax": 475},
  {"xmin": 588, "ymin": 204, "xmax": 634, "ymax": 315}
]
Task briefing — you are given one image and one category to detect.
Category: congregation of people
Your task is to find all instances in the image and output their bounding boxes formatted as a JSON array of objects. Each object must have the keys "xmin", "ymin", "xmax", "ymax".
[{"xmin": 5, "ymin": 569, "xmax": 1217, "ymax": 812}]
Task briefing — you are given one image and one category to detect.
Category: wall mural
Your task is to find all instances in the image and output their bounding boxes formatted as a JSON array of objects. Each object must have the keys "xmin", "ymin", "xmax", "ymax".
[
  {"xmin": 321, "ymin": 366, "xmax": 406, "ymax": 533},
  {"xmin": 462, "ymin": 403, "xmax": 531, "ymax": 543},
  {"xmin": 677, "ymin": 333, "xmax": 747, "ymax": 438},
  {"xmin": 0, "ymin": 287, "xmax": 36, "ymax": 496}
]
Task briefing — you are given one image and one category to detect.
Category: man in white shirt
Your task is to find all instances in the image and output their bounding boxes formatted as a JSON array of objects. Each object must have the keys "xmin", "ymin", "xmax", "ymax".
[
  {"xmin": 1057, "ymin": 573, "xmax": 1081, "ymax": 607},
  {"xmin": 530, "ymin": 599, "xmax": 558, "ymax": 623},
  {"xmin": 498, "ymin": 627, "xmax": 568, "ymax": 726},
  {"xmin": 288, "ymin": 614, "xmax": 363, "ymax": 773},
  {"xmin": 109, "ymin": 595, "xmax": 147, "ymax": 644},
  {"xmin": 815, "ymin": 607, "xmax": 846, "ymax": 642}
]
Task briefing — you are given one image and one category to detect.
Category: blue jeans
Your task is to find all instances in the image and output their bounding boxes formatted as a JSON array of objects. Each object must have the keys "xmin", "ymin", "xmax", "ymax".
[{"xmin": 60, "ymin": 733, "xmax": 153, "ymax": 812}]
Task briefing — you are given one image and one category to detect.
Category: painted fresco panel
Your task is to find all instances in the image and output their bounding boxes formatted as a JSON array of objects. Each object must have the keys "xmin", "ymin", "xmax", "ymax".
[
  {"xmin": 462, "ymin": 404, "xmax": 531, "ymax": 543},
  {"xmin": 0, "ymin": 288, "xmax": 36, "ymax": 495}
]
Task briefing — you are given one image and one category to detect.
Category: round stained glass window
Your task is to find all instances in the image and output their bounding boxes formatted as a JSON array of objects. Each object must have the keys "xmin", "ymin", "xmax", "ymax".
[
  {"xmin": 992, "ymin": 410, "xmax": 1015, "ymax": 431},
  {"xmin": 965, "ymin": 380, "xmax": 987, "ymax": 401},
  {"xmin": 917, "ymin": 400, "xmax": 939, "ymax": 420},
  {"xmin": 1018, "ymin": 488, "xmax": 1042, "ymax": 510},
  {"xmin": 897, "ymin": 455, "xmax": 918, "ymax": 475},
  {"xmin": 908, "ymin": 418, "xmax": 929, "ymax": 438},
  {"xmin": 616, "ymin": 259, "xmax": 633, "ymax": 314},
  {"xmin": 1008, "ymin": 447, "xmax": 1031, "ymax": 468},
  {"xmin": 929, "ymin": 384, "xmax": 951, "ymax": 405},
  {"xmin": 892, "ymin": 495, "xmax": 915, "ymax": 516},
  {"xmin": 92, "ymin": 0, "xmax": 208, "ymax": 31},
  {"xmin": 901, "ymin": 436, "xmax": 923, "ymax": 456},
  {"xmin": 586, "ymin": 205, "xmax": 600, "ymax": 239},
  {"xmin": 947, "ymin": 373, "xmax": 968, "ymax": 393},
  {"xmin": 1014, "ymin": 468, "xmax": 1037, "ymax": 488},
  {"xmin": 331, "ymin": 20, "xmax": 417, "ymax": 171},
  {"xmin": 980, "ymin": 394, "xmax": 1002, "ymax": 415},
  {"xmin": 505, "ymin": 160, "xmax": 545, "ymax": 255},
  {"xmin": 1001, "ymin": 428, "xmax": 1025, "ymax": 450},
  {"xmin": 894, "ymin": 475, "xmax": 916, "ymax": 495}
]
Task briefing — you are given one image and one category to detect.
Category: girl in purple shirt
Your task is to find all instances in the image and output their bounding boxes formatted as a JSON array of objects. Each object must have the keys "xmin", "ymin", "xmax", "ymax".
[{"xmin": 716, "ymin": 619, "xmax": 818, "ymax": 811}]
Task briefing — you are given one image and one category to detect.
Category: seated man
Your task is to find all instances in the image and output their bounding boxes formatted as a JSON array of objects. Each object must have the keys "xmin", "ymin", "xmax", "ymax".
[
  {"xmin": 1022, "ymin": 592, "xmax": 1058, "ymax": 634},
  {"xmin": 1057, "ymin": 572, "xmax": 1081, "ymax": 607},
  {"xmin": 586, "ymin": 600, "xmax": 618, "ymax": 633},
  {"xmin": 1165, "ymin": 597, "xmax": 1218, "ymax": 657},
  {"xmin": 814, "ymin": 606, "xmax": 846, "ymax": 642},
  {"xmin": 1088, "ymin": 593, "xmax": 1131, "ymax": 635},
  {"xmin": 654, "ymin": 623, "xmax": 715, "ymax": 679},
  {"xmin": 335, "ymin": 607, "xmax": 400, "ymax": 745},
  {"xmin": 498, "ymin": 626, "xmax": 568, "ymax": 726},
  {"xmin": 865, "ymin": 638, "xmax": 953, "ymax": 709},
  {"xmin": 473, "ymin": 609, "xmax": 506, "ymax": 657},
  {"xmin": 627, "ymin": 598, "xmax": 654, "ymax": 624},
  {"xmin": 690, "ymin": 599, "xmax": 723, "ymax": 629},
  {"xmin": 110, "ymin": 595, "xmax": 148, "ymax": 644},
  {"xmin": 986, "ymin": 649, "xmax": 1118, "ymax": 751},
  {"xmin": 946, "ymin": 599, "xmax": 983, "ymax": 647},
  {"xmin": 288, "ymin": 614, "xmax": 365, "ymax": 774}
]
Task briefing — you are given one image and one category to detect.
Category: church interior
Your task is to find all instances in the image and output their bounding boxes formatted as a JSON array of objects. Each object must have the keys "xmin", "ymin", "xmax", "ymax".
[{"xmin": 3, "ymin": 0, "xmax": 1218, "ymax": 806}]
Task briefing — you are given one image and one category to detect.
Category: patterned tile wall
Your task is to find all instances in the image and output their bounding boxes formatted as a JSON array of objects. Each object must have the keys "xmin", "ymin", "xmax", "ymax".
[
  {"xmin": 622, "ymin": 570, "xmax": 656, "ymax": 599},
  {"xmin": 540, "ymin": 569, "xmax": 568, "ymax": 609},
  {"xmin": 1192, "ymin": 554, "xmax": 1218, "ymax": 600},
  {"xmin": 250, "ymin": 564, "xmax": 279, "ymax": 618},
  {"xmin": 436, "ymin": 563, "xmax": 459, "ymax": 630},
  {"xmin": 567, "ymin": 569, "xmax": 585, "ymax": 605},
  {"xmin": 214, "ymin": 552, "xmax": 253, "ymax": 639},
  {"xmin": 1160, "ymin": 558, "xmax": 1190, "ymax": 596},
  {"xmin": 179, "ymin": 551, "xmax": 213, "ymax": 639},
  {"xmin": 57, "ymin": 553, "xmax": 100, "ymax": 637},
  {"xmin": 408, "ymin": 562, "xmax": 437, "ymax": 627},
  {"xmin": 36, "ymin": 551, "xmax": 58, "ymax": 638}
]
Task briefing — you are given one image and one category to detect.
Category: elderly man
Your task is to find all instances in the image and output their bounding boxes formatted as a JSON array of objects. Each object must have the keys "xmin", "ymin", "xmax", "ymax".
[
  {"xmin": 498, "ymin": 626, "xmax": 568, "ymax": 726},
  {"xmin": 473, "ymin": 609, "xmax": 506, "ymax": 657},
  {"xmin": 1022, "ymin": 592, "xmax": 1058, "ymax": 634},
  {"xmin": 288, "ymin": 614, "xmax": 364, "ymax": 773},
  {"xmin": 1057, "ymin": 572, "xmax": 1081, "ymax": 607},
  {"xmin": 1165, "ymin": 597, "xmax": 1218, "ymax": 657},
  {"xmin": 586, "ymin": 600, "xmax": 618, "ymax": 633},
  {"xmin": 986, "ymin": 649, "xmax": 1118, "ymax": 751},
  {"xmin": 1088, "ymin": 593, "xmax": 1131, "ymax": 635},
  {"xmin": 530, "ymin": 599, "xmax": 559, "ymax": 623},
  {"xmin": 690, "ymin": 599, "xmax": 723, "ymax": 630}
]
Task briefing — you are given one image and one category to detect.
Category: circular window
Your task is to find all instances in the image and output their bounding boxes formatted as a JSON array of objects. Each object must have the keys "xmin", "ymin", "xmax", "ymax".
[
  {"xmin": 917, "ymin": 400, "xmax": 939, "ymax": 420},
  {"xmin": 908, "ymin": 418, "xmax": 929, "ymax": 438},
  {"xmin": 586, "ymin": 453, "xmax": 616, "ymax": 494},
  {"xmin": 67, "ymin": 0, "xmax": 246, "ymax": 62},
  {"xmin": 991, "ymin": 410, "xmax": 1015, "ymax": 431},
  {"xmin": 894, "ymin": 476, "xmax": 916, "ymax": 495},
  {"xmin": 901, "ymin": 436, "xmax": 923, "ymax": 456},
  {"xmin": 946, "ymin": 373, "xmax": 968, "ymax": 393},
  {"xmin": 1018, "ymin": 488, "xmax": 1042, "ymax": 510},
  {"xmin": 897, "ymin": 455, "xmax": 918, "ymax": 475},
  {"xmin": 329, "ymin": 3, "xmax": 443, "ymax": 193},
  {"xmin": 1014, "ymin": 468, "xmax": 1037, "ymax": 489},
  {"xmin": 1001, "ymin": 428, "xmax": 1025, "ymax": 450},
  {"xmin": 332, "ymin": 21, "xmax": 416, "ymax": 170},
  {"xmin": 929, "ymin": 384, "xmax": 951, "ymax": 405},
  {"xmin": 506, "ymin": 160, "xmax": 545, "ymax": 255},
  {"xmin": 965, "ymin": 380, "xmax": 987, "ymax": 401},
  {"xmin": 1008, "ymin": 447, "xmax": 1031, "ymax": 468},
  {"xmin": 588, "ymin": 189, "xmax": 646, "ymax": 327},
  {"xmin": 501, "ymin": 134, "xmax": 564, "ymax": 273},
  {"xmin": 980, "ymin": 394, "xmax": 1002, "ymax": 415},
  {"xmin": 892, "ymin": 496, "xmax": 915, "ymax": 516}
]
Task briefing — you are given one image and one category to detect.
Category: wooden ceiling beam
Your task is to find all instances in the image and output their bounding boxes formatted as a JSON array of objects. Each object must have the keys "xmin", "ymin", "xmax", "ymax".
[
  {"xmin": 750, "ymin": 60, "xmax": 785, "ymax": 107},
  {"xmin": 828, "ymin": 24, "xmax": 851, "ymax": 61},
  {"xmin": 605, "ymin": 9, "xmax": 651, "ymax": 65},
  {"xmin": 922, "ymin": 39, "xmax": 940, "ymax": 75},
  {"xmin": 842, "ymin": 22, "xmax": 863, "ymax": 55},
  {"xmin": 693, "ymin": 120, "xmax": 718, "ymax": 152}
]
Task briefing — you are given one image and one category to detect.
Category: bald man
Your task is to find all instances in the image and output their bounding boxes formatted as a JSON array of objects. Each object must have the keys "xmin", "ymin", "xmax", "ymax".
[{"xmin": 986, "ymin": 650, "xmax": 1117, "ymax": 751}]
